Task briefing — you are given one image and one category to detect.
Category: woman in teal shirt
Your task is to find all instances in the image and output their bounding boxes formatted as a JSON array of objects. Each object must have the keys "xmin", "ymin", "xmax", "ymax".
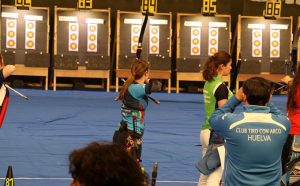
[{"xmin": 113, "ymin": 59, "xmax": 151, "ymax": 163}]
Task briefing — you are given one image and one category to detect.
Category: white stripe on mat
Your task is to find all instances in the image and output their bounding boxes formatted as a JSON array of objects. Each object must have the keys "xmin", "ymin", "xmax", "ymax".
[{"xmin": 0, "ymin": 178, "xmax": 198, "ymax": 184}]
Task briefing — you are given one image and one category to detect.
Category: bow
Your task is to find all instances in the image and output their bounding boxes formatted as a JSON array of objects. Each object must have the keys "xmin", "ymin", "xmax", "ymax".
[
  {"xmin": 136, "ymin": 11, "xmax": 149, "ymax": 59},
  {"xmin": 291, "ymin": 27, "xmax": 300, "ymax": 76},
  {"xmin": 135, "ymin": 9, "xmax": 160, "ymax": 105},
  {"xmin": 229, "ymin": 54, "xmax": 241, "ymax": 91}
]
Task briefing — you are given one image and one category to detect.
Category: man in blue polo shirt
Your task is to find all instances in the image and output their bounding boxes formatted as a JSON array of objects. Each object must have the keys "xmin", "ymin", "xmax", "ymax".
[{"xmin": 209, "ymin": 77, "xmax": 290, "ymax": 186}]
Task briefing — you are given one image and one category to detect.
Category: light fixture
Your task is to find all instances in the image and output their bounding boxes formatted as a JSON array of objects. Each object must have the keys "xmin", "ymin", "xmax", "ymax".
[
  {"xmin": 59, "ymin": 16, "xmax": 78, "ymax": 22},
  {"xmin": 270, "ymin": 24, "xmax": 288, "ymax": 30},
  {"xmin": 124, "ymin": 19, "xmax": 143, "ymax": 24},
  {"xmin": 248, "ymin": 24, "xmax": 266, "ymax": 29},
  {"xmin": 209, "ymin": 22, "xmax": 226, "ymax": 28},
  {"xmin": 85, "ymin": 18, "xmax": 104, "ymax": 24},
  {"xmin": 2, "ymin": 12, "xmax": 19, "ymax": 19},
  {"xmin": 149, "ymin": 19, "xmax": 168, "ymax": 25},
  {"xmin": 184, "ymin": 21, "xmax": 202, "ymax": 27},
  {"xmin": 24, "ymin": 15, "xmax": 43, "ymax": 21}
]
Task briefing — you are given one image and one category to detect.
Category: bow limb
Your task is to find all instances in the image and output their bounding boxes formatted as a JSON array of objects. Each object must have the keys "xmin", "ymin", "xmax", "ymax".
[
  {"xmin": 136, "ymin": 11, "xmax": 149, "ymax": 59},
  {"xmin": 134, "ymin": 11, "xmax": 160, "ymax": 105}
]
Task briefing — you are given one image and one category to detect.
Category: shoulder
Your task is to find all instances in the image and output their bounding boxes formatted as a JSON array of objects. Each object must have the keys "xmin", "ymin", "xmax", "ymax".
[
  {"xmin": 128, "ymin": 83, "xmax": 147, "ymax": 98},
  {"xmin": 272, "ymin": 114, "xmax": 290, "ymax": 126},
  {"xmin": 216, "ymin": 83, "xmax": 228, "ymax": 91},
  {"xmin": 210, "ymin": 112, "xmax": 245, "ymax": 130},
  {"xmin": 2, "ymin": 65, "xmax": 15, "ymax": 78},
  {"xmin": 214, "ymin": 83, "xmax": 229, "ymax": 98},
  {"xmin": 220, "ymin": 112, "xmax": 244, "ymax": 122},
  {"xmin": 128, "ymin": 83, "xmax": 145, "ymax": 91}
]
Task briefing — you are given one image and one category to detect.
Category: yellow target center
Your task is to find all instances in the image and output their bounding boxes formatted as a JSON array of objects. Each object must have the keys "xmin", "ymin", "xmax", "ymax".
[
  {"xmin": 151, "ymin": 46, "xmax": 158, "ymax": 52},
  {"xmin": 8, "ymin": 22, "xmax": 15, "ymax": 28},
  {"xmin": 192, "ymin": 47, "xmax": 199, "ymax": 54},
  {"xmin": 8, "ymin": 31, "xmax": 15, "ymax": 37},
  {"xmin": 193, "ymin": 30, "xmax": 199, "ymax": 36},
  {"xmin": 90, "ymin": 26, "xmax": 96, "ymax": 32},
  {"xmin": 211, "ymin": 30, "xmax": 217, "ymax": 36},
  {"xmin": 151, "ymin": 37, "xmax": 158, "ymax": 43},
  {"xmin": 70, "ymin": 43, "xmax": 77, "ymax": 49},
  {"xmin": 151, "ymin": 28, "xmax": 158, "ymax": 34},
  {"xmin": 210, "ymin": 48, "xmax": 217, "ymax": 55},
  {"xmin": 210, "ymin": 39, "xmax": 217, "ymax": 45}
]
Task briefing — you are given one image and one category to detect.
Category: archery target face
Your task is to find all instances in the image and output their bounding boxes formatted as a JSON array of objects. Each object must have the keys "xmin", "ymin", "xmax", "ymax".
[
  {"xmin": 6, "ymin": 19, "xmax": 17, "ymax": 49},
  {"xmin": 190, "ymin": 27, "xmax": 201, "ymax": 55},
  {"xmin": 252, "ymin": 29, "xmax": 262, "ymax": 57},
  {"xmin": 131, "ymin": 25, "xmax": 141, "ymax": 53},
  {"xmin": 68, "ymin": 22, "xmax": 79, "ymax": 52},
  {"xmin": 270, "ymin": 29, "xmax": 280, "ymax": 58},
  {"xmin": 208, "ymin": 27, "xmax": 218, "ymax": 56},
  {"xmin": 25, "ymin": 20, "xmax": 36, "ymax": 50},
  {"xmin": 149, "ymin": 25, "xmax": 159, "ymax": 54},
  {"xmin": 87, "ymin": 23, "xmax": 97, "ymax": 52}
]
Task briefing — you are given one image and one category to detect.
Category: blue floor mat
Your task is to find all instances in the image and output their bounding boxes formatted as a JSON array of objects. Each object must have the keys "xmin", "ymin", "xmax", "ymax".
[{"xmin": 0, "ymin": 89, "xmax": 288, "ymax": 186}]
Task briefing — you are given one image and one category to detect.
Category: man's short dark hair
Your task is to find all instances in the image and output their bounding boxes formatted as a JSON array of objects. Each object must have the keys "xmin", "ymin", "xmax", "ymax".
[
  {"xmin": 69, "ymin": 142, "xmax": 147, "ymax": 186},
  {"xmin": 242, "ymin": 77, "xmax": 273, "ymax": 106}
]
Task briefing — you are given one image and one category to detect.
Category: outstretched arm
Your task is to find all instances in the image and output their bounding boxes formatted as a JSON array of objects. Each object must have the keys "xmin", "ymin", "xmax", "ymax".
[
  {"xmin": 209, "ymin": 88, "xmax": 244, "ymax": 133},
  {"xmin": 2, "ymin": 65, "xmax": 15, "ymax": 79},
  {"xmin": 281, "ymin": 75, "xmax": 293, "ymax": 87}
]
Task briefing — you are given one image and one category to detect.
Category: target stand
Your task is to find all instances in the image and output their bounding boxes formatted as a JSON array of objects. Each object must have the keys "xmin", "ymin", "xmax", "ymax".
[
  {"xmin": 53, "ymin": 7, "xmax": 111, "ymax": 91},
  {"xmin": 176, "ymin": 13, "xmax": 231, "ymax": 93},
  {"xmin": 115, "ymin": 11, "xmax": 172, "ymax": 93},
  {"xmin": 1, "ymin": 6, "xmax": 50, "ymax": 90},
  {"xmin": 236, "ymin": 15, "xmax": 293, "ymax": 91}
]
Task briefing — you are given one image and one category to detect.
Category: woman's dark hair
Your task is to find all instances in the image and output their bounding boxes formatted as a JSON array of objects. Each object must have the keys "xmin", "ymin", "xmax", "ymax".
[
  {"xmin": 119, "ymin": 59, "xmax": 149, "ymax": 100},
  {"xmin": 243, "ymin": 77, "xmax": 273, "ymax": 106},
  {"xmin": 287, "ymin": 65, "xmax": 300, "ymax": 114},
  {"xmin": 202, "ymin": 51, "xmax": 231, "ymax": 81},
  {"xmin": 69, "ymin": 142, "xmax": 147, "ymax": 186}
]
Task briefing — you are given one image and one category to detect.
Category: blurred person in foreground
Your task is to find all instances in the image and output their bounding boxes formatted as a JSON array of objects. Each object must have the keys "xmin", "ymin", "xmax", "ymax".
[{"xmin": 69, "ymin": 142, "xmax": 148, "ymax": 186}]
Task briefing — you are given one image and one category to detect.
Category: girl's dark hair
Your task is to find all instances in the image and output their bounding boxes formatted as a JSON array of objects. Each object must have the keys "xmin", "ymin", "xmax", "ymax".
[
  {"xmin": 202, "ymin": 51, "xmax": 231, "ymax": 81},
  {"xmin": 119, "ymin": 59, "xmax": 149, "ymax": 100},
  {"xmin": 287, "ymin": 65, "xmax": 300, "ymax": 114}
]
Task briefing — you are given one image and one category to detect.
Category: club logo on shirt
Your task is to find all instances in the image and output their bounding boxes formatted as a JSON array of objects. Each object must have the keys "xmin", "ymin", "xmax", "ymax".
[{"xmin": 236, "ymin": 127, "xmax": 282, "ymax": 142}]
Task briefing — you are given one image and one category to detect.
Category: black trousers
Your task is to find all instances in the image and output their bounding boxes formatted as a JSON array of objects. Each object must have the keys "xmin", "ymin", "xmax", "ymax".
[
  {"xmin": 113, "ymin": 121, "xmax": 143, "ymax": 162},
  {"xmin": 282, "ymin": 134, "xmax": 294, "ymax": 173}
]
